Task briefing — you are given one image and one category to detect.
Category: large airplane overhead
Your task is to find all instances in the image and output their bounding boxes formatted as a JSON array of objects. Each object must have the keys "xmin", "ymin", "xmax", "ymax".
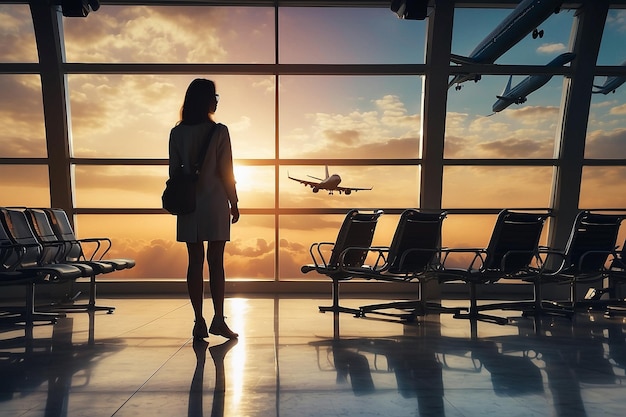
[
  {"xmin": 492, "ymin": 52, "xmax": 576, "ymax": 113},
  {"xmin": 449, "ymin": 0, "xmax": 564, "ymax": 90}
]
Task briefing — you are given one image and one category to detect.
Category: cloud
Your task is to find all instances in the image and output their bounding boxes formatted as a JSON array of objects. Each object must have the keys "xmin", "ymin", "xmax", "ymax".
[
  {"xmin": 375, "ymin": 94, "xmax": 421, "ymax": 128},
  {"xmin": 607, "ymin": 10, "xmax": 626, "ymax": 32},
  {"xmin": 0, "ymin": 76, "xmax": 47, "ymax": 157},
  {"xmin": 536, "ymin": 43, "xmax": 567, "ymax": 54},
  {"xmin": 281, "ymin": 94, "xmax": 421, "ymax": 159},
  {"xmin": 63, "ymin": 6, "xmax": 228, "ymax": 62},
  {"xmin": 585, "ymin": 128, "xmax": 626, "ymax": 158},
  {"xmin": 504, "ymin": 105, "xmax": 560, "ymax": 122},
  {"xmin": 610, "ymin": 103, "xmax": 626, "ymax": 115},
  {"xmin": 252, "ymin": 77, "xmax": 275, "ymax": 95},
  {"xmin": 225, "ymin": 239, "xmax": 275, "ymax": 278},
  {"xmin": 444, "ymin": 106, "xmax": 557, "ymax": 158},
  {"xmin": 0, "ymin": 6, "xmax": 38, "ymax": 62},
  {"xmin": 476, "ymin": 137, "xmax": 552, "ymax": 158}
]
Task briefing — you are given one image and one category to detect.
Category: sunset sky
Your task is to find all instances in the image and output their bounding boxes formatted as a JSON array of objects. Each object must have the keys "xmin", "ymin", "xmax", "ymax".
[{"xmin": 1, "ymin": 4, "xmax": 625, "ymax": 279}]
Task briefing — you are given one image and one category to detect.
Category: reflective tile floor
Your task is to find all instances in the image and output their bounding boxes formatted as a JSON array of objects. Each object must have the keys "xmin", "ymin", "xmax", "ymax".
[{"xmin": 2, "ymin": 295, "xmax": 626, "ymax": 417}]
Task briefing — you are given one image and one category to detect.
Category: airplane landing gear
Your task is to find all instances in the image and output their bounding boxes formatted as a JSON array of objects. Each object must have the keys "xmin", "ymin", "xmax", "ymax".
[{"xmin": 532, "ymin": 28, "xmax": 544, "ymax": 39}]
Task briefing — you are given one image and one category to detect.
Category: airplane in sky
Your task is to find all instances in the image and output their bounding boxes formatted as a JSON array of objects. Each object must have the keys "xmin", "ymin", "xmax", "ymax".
[
  {"xmin": 288, "ymin": 166, "xmax": 372, "ymax": 195},
  {"xmin": 592, "ymin": 60, "xmax": 626, "ymax": 94},
  {"xmin": 449, "ymin": 0, "xmax": 564, "ymax": 90},
  {"xmin": 491, "ymin": 52, "xmax": 576, "ymax": 113}
]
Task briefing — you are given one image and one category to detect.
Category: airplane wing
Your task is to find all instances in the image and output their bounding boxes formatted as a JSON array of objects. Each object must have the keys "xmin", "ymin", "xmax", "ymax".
[
  {"xmin": 288, "ymin": 174, "xmax": 320, "ymax": 189},
  {"xmin": 335, "ymin": 185, "xmax": 373, "ymax": 195}
]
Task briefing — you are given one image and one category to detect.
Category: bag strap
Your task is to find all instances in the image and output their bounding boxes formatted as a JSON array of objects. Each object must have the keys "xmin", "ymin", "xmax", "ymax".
[{"xmin": 193, "ymin": 123, "xmax": 218, "ymax": 174}]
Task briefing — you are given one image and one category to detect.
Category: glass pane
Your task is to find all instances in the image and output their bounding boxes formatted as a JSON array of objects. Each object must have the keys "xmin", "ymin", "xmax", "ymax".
[
  {"xmin": 441, "ymin": 213, "xmax": 550, "ymax": 269},
  {"xmin": 0, "ymin": 75, "xmax": 46, "ymax": 157},
  {"xmin": 279, "ymin": 7, "xmax": 425, "ymax": 64},
  {"xmin": 280, "ymin": 76, "xmax": 421, "ymax": 159},
  {"xmin": 442, "ymin": 166, "xmax": 554, "ymax": 208},
  {"xmin": 0, "ymin": 4, "xmax": 38, "ymax": 62},
  {"xmin": 280, "ymin": 165, "xmax": 418, "ymax": 209},
  {"xmin": 279, "ymin": 213, "xmax": 398, "ymax": 280},
  {"xmin": 233, "ymin": 165, "xmax": 275, "ymax": 209},
  {"xmin": 580, "ymin": 167, "xmax": 626, "ymax": 209},
  {"xmin": 597, "ymin": 9, "xmax": 626, "ymax": 66},
  {"xmin": 67, "ymin": 74, "xmax": 275, "ymax": 159},
  {"xmin": 446, "ymin": 75, "xmax": 563, "ymax": 159},
  {"xmin": 75, "ymin": 214, "xmax": 274, "ymax": 280},
  {"xmin": 585, "ymin": 78, "xmax": 626, "ymax": 159},
  {"xmin": 0, "ymin": 165, "xmax": 50, "ymax": 206},
  {"xmin": 63, "ymin": 6, "xmax": 274, "ymax": 63},
  {"xmin": 452, "ymin": 7, "xmax": 572, "ymax": 67},
  {"xmin": 74, "ymin": 165, "xmax": 166, "ymax": 208}
]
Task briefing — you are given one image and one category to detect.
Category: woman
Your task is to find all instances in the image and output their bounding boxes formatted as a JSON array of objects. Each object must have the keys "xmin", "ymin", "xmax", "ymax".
[{"xmin": 168, "ymin": 78, "xmax": 240, "ymax": 340}]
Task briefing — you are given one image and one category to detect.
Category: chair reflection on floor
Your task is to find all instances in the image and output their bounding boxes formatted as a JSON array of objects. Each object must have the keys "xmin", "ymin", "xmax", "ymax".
[
  {"xmin": 0, "ymin": 316, "xmax": 122, "ymax": 414},
  {"xmin": 301, "ymin": 209, "xmax": 384, "ymax": 316},
  {"xmin": 310, "ymin": 337, "xmax": 445, "ymax": 417}
]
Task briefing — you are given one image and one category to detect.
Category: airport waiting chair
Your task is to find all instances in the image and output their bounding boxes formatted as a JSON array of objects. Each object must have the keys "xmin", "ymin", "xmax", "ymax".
[
  {"xmin": 24, "ymin": 207, "xmax": 117, "ymax": 313},
  {"xmin": 301, "ymin": 209, "xmax": 383, "ymax": 315},
  {"xmin": 604, "ymin": 241, "xmax": 626, "ymax": 316},
  {"xmin": 42, "ymin": 207, "xmax": 135, "ymax": 272},
  {"xmin": 0, "ymin": 208, "xmax": 84, "ymax": 325},
  {"xmin": 437, "ymin": 210, "xmax": 548, "ymax": 324},
  {"xmin": 537, "ymin": 211, "xmax": 623, "ymax": 312},
  {"xmin": 352, "ymin": 209, "xmax": 461, "ymax": 321}
]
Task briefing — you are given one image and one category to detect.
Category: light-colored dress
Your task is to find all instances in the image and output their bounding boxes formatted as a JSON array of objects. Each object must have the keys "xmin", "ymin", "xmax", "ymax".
[{"xmin": 168, "ymin": 122, "xmax": 238, "ymax": 242}]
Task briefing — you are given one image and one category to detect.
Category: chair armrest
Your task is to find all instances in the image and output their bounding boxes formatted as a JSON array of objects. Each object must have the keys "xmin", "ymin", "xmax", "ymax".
[
  {"xmin": 338, "ymin": 246, "xmax": 390, "ymax": 273},
  {"xmin": 396, "ymin": 247, "xmax": 442, "ymax": 272},
  {"xmin": 440, "ymin": 247, "xmax": 487, "ymax": 271},
  {"xmin": 577, "ymin": 249, "xmax": 619, "ymax": 272},
  {"xmin": 76, "ymin": 237, "xmax": 112, "ymax": 261},
  {"xmin": 499, "ymin": 249, "xmax": 543, "ymax": 272},
  {"xmin": 535, "ymin": 248, "xmax": 567, "ymax": 276},
  {"xmin": 305, "ymin": 241, "xmax": 335, "ymax": 270},
  {"xmin": 0, "ymin": 241, "xmax": 40, "ymax": 271}
]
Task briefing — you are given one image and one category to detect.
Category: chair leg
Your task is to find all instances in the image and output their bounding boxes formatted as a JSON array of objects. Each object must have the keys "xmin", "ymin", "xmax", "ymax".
[
  {"xmin": 453, "ymin": 282, "xmax": 509, "ymax": 325},
  {"xmin": 0, "ymin": 282, "xmax": 63, "ymax": 326},
  {"xmin": 359, "ymin": 282, "xmax": 462, "ymax": 321},
  {"xmin": 43, "ymin": 275, "xmax": 115, "ymax": 314},
  {"xmin": 318, "ymin": 279, "xmax": 361, "ymax": 316}
]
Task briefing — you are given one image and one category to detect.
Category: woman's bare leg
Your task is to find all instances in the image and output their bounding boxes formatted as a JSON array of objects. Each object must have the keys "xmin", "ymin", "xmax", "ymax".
[
  {"xmin": 186, "ymin": 241, "xmax": 206, "ymax": 322},
  {"xmin": 207, "ymin": 241, "xmax": 238, "ymax": 338},
  {"xmin": 207, "ymin": 241, "xmax": 226, "ymax": 319}
]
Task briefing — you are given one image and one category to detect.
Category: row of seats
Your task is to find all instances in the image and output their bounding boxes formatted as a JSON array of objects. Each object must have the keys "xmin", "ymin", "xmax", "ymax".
[
  {"xmin": 301, "ymin": 208, "xmax": 626, "ymax": 324},
  {"xmin": 0, "ymin": 207, "xmax": 135, "ymax": 326}
]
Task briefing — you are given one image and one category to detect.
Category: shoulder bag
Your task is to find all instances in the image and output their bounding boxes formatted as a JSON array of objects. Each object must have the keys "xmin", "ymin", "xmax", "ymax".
[{"xmin": 162, "ymin": 123, "xmax": 218, "ymax": 215}]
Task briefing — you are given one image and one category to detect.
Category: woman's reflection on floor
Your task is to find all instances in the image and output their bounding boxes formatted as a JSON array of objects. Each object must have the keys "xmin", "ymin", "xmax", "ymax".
[{"xmin": 189, "ymin": 338, "xmax": 238, "ymax": 417}]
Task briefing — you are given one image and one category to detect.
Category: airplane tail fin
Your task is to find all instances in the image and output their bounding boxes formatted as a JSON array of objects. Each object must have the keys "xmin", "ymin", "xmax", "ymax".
[
  {"xmin": 325, "ymin": 165, "xmax": 330, "ymax": 179},
  {"xmin": 450, "ymin": 54, "xmax": 478, "ymax": 65},
  {"xmin": 501, "ymin": 75, "xmax": 513, "ymax": 96}
]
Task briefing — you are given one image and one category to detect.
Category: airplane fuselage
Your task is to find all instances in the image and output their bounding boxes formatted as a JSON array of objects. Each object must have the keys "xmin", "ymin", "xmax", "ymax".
[
  {"xmin": 450, "ymin": 0, "xmax": 563, "ymax": 88},
  {"xmin": 315, "ymin": 174, "xmax": 342, "ymax": 191},
  {"xmin": 492, "ymin": 52, "xmax": 575, "ymax": 112},
  {"xmin": 470, "ymin": 0, "xmax": 562, "ymax": 63}
]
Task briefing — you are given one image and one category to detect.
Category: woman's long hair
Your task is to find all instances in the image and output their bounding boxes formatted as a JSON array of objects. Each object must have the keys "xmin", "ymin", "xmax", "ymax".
[{"xmin": 180, "ymin": 78, "xmax": 216, "ymax": 125}]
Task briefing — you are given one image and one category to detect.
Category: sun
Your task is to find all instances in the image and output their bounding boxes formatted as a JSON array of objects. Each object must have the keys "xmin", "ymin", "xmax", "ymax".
[{"xmin": 233, "ymin": 164, "xmax": 254, "ymax": 191}]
